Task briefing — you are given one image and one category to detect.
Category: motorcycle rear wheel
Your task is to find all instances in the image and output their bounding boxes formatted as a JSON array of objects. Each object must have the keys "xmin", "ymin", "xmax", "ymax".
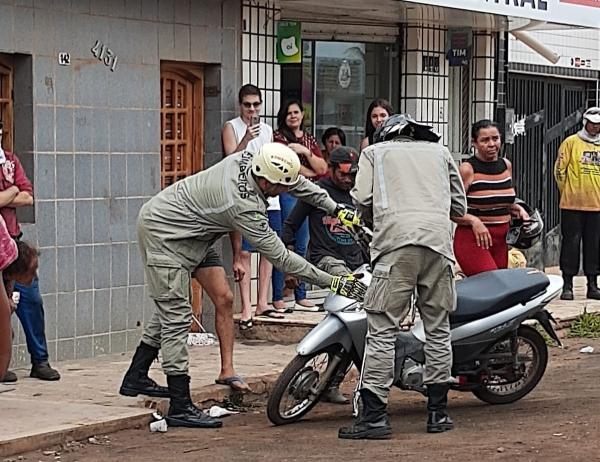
[
  {"xmin": 472, "ymin": 325, "xmax": 548, "ymax": 405},
  {"xmin": 267, "ymin": 345, "xmax": 347, "ymax": 426}
]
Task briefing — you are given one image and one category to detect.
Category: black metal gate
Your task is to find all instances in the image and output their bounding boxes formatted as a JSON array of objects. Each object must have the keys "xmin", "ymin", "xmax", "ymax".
[{"xmin": 505, "ymin": 74, "xmax": 596, "ymax": 234}]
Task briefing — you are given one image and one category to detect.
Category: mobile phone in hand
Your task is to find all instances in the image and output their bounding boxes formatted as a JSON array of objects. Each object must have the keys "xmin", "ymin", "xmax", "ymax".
[{"xmin": 251, "ymin": 115, "xmax": 260, "ymax": 126}]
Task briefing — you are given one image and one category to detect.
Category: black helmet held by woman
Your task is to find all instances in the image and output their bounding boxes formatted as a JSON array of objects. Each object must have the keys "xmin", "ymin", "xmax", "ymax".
[{"xmin": 506, "ymin": 200, "xmax": 543, "ymax": 250}]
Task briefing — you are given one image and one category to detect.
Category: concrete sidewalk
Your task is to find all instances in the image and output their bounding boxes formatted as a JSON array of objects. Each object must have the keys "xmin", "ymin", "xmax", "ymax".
[
  {"xmin": 0, "ymin": 340, "xmax": 297, "ymax": 457},
  {"xmin": 1, "ymin": 269, "xmax": 599, "ymax": 457}
]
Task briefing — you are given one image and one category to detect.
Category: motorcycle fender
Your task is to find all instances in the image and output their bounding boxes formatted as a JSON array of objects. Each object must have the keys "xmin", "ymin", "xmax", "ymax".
[
  {"xmin": 532, "ymin": 310, "xmax": 562, "ymax": 347},
  {"xmin": 296, "ymin": 315, "xmax": 353, "ymax": 356}
]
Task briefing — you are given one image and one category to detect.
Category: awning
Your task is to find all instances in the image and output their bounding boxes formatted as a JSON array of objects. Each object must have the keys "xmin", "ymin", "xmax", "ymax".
[{"xmin": 278, "ymin": 0, "xmax": 600, "ymax": 31}]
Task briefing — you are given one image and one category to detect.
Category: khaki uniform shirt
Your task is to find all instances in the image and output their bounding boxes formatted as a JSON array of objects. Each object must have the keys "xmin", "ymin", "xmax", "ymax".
[
  {"xmin": 351, "ymin": 138, "xmax": 467, "ymax": 263},
  {"xmin": 139, "ymin": 151, "xmax": 338, "ymax": 287}
]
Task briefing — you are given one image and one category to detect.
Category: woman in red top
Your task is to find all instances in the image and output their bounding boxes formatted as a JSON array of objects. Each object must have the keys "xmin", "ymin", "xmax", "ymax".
[
  {"xmin": 453, "ymin": 119, "xmax": 529, "ymax": 276},
  {"xmin": 273, "ymin": 99, "xmax": 327, "ymax": 311}
]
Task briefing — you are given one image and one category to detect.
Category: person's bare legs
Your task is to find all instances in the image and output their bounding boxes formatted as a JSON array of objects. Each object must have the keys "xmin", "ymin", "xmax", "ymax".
[
  {"xmin": 193, "ymin": 266, "xmax": 249, "ymax": 389},
  {"xmin": 238, "ymin": 251, "xmax": 253, "ymax": 322},
  {"xmin": 255, "ymin": 256, "xmax": 274, "ymax": 315}
]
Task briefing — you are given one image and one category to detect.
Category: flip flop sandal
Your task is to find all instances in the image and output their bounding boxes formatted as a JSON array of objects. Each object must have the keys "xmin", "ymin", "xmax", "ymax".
[
  {"xmin": 255, "ymin": 309, "xmax": 285, "ymax": 319},
  {"xmin": 215, "ymin": 375, "xmax": 252, "ymax": 392},
  {"xmin": 239, "ymin": 318, "xmax": 254, "ymax": 330}
]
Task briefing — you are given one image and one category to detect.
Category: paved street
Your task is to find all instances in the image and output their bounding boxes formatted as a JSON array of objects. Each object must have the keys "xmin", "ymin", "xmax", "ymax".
[{"xmin": 13, "ymin": 337, "xmax": 600, "ymax": 462}]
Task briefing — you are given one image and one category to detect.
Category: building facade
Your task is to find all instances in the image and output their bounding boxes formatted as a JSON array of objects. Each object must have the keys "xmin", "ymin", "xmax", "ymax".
[
  {"xmin": 2, "ymin": 0, "xmax": 599, "ymax": 366},
  {"xmin": 506, "ymin": 26, "xmax": 600, "ymax": 267},
  {"xmin": 1, "ymin": 0, "xmax": 243, "ymax": 366}
]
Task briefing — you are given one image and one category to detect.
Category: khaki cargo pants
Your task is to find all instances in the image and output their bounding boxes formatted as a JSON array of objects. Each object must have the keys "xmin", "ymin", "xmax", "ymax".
[
  {"xmin": 138, "ymin": 223, "xmax": 195, "ymax": 376},
  {"xmin": 361, "ymin": 245, "xmax": 456, "ymax": 404}
]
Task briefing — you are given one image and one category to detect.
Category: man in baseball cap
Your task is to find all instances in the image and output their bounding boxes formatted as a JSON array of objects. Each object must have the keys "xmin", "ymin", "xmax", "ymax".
[
  {"xmin": 282, "ymin": 145, "xmax": 365, "ymax": 404},
  {"xmin": 329, "ymin": 146, "xmax": 359, "ymax": 175},
  {"xmin": 554, "ymin": 106, "xmax": 600, "ymax": 301}
]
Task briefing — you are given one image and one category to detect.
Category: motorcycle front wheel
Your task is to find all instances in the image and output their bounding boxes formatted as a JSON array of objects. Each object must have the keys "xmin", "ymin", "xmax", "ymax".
[
  {"xmin": 267, "ymin": 345, "xmax": 347, "ymax": 426},
  {"xmin": 472, "ymin": 325, "xmax": 548, "ymax": 405}
]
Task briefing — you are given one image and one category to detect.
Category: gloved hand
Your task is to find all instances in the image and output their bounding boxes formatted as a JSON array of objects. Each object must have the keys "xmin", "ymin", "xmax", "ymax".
[
  {"xmin": 336, "ymin": 204, "xmax": 361, "ymax": 228},
  {"xmin": 330, "ymin": 274, "xmax": 368, "ymax": 301}
]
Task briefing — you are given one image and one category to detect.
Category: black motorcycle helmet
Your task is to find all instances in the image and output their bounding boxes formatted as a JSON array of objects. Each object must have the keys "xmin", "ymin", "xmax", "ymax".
[
  {"xmin": 506, "ymin": 200, "xmax": 544, "ymax": 249},
  {"xmin": 373, "ymin": 114, "xmax": 441, "ymax": 143}
]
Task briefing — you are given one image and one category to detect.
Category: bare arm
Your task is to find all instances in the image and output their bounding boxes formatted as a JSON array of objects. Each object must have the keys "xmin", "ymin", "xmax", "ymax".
[
  {"xmin": 8, "ymin": 191, "xmax": 33, "ymax": 208},
  {"xmin": 450, "ymin": 162, "xmax": 477, "ymax": 226},
  {"xmin": 0, "ymin": 186, "xmax": 19, "ymax": 208},
  {"xmin": 222, "ymin": 122, "xmax": 259, "ymax": 155},
  {"xmin": 228, "ymin": 231, "xmax": 244, "ymax": 282},
  {"xmin": 289, "ymin": 143, "xmax": 328, "ymax": 176}
]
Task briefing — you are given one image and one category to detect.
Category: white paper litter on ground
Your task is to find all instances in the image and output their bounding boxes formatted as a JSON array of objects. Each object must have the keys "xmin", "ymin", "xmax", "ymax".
[
  {"xmin": 579, "ymin": 346, "xmax": 594, "ymax": 354},
  {"xmin": 187, "ymin": 314, "xmax": 219, "ymax": 346},
  {"xmin": 208, "ymin": 405, "xmax": 239, "ymax": 418}
]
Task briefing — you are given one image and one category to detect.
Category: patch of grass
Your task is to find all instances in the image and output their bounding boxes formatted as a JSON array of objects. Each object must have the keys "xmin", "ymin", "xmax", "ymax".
[{"xmin": 568, "ymin": 309, "xmax": 600, "ymax": 338}]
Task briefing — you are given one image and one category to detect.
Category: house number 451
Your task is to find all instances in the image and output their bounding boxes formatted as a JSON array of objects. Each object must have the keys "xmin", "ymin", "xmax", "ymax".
[{"xmin": 91, "ymin": 40, "xmax": 118, "ymax": 72}]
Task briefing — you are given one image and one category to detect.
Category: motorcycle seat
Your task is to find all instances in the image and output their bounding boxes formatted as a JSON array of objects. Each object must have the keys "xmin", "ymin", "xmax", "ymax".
[{"xmin": 450, "ymin": 268, "xmax": 550, "ymax": 325}]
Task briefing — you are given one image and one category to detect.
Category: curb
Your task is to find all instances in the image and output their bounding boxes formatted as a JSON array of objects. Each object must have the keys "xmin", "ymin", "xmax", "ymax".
[{"xmin": 0, "ymin": 373, "xmax": 281, "ymax": 458}]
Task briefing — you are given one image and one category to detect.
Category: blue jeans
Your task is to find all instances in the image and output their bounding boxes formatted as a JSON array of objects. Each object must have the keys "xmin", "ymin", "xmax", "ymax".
[
  {"xmin": 279, "ymin": 192, "xmax": 309, "ymax": 301},
  {"xmin": 14, "ymin": 278, "xmax": 49, "ymax": 364}
]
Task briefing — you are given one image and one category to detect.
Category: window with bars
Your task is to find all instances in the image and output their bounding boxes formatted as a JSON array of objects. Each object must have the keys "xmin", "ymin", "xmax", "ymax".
[
  {"xmin": 400, "ymin": 27, "xmax": 498, "ymax": 158},
  {"xmin": 400, "ymin": 25, "xmax": 450, "ymax": 146},
  {"xmin": 242, "ymin": 0, "xmax": 281, "ymax": 129}
]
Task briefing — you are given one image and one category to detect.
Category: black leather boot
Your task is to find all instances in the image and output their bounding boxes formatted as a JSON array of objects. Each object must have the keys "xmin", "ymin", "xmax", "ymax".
[
  {"xmin": 338, "ymin": 389, "xmax": 391, "ymax": 439},
  {"xmin": 427, "ymin": 383, "xmax": 454, "ymax": 433},
  {"xmin": 30, "ymin": 362, "xmax": 60, "ymax": 381},
  {"xmin": 119, "ymin": 342, "xmax": 169, "ymax": 398},
  {"xmin": 166, "ymin": 374, "xmax": 222, "ymax": 428},
  {"xmin": 586, "ymin": 276, "xmax": 600, "ymax": 300},
  {"xmin": 561, "ymin": 275, "xmax": 574, "ymax": 301}
]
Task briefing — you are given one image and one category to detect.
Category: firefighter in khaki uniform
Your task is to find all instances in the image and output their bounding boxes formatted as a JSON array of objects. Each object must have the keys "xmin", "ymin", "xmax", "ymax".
[
  {"xmin": 554, "ymin": 107, "xmax": 600, "ymax": 301},
  {"xmin": 338, "ymin": 115, "xmax": 467, "ymax": 440},
  {"xmin": 119, "ymin": 143, "xmax": 367, "ymax": 429}
]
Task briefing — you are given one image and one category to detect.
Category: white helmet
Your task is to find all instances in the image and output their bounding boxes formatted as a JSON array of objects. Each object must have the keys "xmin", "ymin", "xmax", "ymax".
[
  {"xmin": 251, "ymin": 143, "xmax": 301, "ymax": 186},
  {"xmin": 583, "ymin": 107, "xmax": 600, "ymax": 124}
]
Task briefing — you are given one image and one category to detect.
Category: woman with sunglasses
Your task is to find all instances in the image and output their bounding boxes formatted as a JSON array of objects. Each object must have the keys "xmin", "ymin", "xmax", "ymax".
[{"xmin": 274, "ymin": 98, "xmax": 327, "ymax": 311}]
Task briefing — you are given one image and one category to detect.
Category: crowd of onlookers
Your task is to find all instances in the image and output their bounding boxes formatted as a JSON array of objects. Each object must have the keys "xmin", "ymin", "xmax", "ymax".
[{"xmin": 1, "ymin": 80, "xmax": 599, "ymax": 389}]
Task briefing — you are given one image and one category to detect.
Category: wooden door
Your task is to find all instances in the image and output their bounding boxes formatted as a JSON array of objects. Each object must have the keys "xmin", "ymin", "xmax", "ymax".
[
  {"xmin": 160, "ymin": 65, "xmax": 205, "ymax": 331},
  {"xmin": 0, "ymin": 55, "xmax": 13, "ymax": 152}
]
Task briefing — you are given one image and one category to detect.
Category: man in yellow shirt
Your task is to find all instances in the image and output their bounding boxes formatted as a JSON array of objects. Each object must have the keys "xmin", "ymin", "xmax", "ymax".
[{"xmin": 554, "ymin": 107, "xmax": 600, "ymax": 300}]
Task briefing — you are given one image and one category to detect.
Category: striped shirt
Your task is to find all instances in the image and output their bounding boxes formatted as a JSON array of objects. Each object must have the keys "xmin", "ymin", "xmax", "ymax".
[{"xmin": 465, "ymin": 156, "xmax": 516, "ymax": 225}]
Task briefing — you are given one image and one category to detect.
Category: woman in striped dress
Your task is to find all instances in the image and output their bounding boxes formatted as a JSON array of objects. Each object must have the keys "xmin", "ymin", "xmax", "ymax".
[{"xmin": 453, "ymin": 120, "xmax": 529, "ymax": 276}]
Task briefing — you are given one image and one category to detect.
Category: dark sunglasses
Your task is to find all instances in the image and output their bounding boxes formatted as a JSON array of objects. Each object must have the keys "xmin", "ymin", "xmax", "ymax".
[{"xmin": 242, "ymin": 101, "xmax": 262, "ymax": 108}]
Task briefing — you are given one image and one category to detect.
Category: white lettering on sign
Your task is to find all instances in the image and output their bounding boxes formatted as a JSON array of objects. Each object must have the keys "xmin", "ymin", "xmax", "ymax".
[{"xmin": 401, "ymin": 0, "xmax": 600, "ymax": 28}]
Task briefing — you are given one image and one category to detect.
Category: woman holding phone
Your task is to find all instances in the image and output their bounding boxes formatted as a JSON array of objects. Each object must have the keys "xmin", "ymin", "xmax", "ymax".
[{"xmin": 273, "ymin": 98, "xmax": 327, "ymax": 311}]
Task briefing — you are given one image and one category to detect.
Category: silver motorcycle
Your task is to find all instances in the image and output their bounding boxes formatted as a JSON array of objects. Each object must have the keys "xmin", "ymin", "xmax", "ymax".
[{"xmin": 267, "ymin": 228, "xmax": 563, "ymax": 426}]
